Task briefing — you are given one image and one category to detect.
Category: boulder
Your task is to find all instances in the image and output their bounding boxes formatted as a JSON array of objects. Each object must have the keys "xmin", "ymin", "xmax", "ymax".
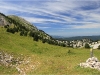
[{"xmin": 80, "ymin": 57, "xmax": 100, "ymax": 70}]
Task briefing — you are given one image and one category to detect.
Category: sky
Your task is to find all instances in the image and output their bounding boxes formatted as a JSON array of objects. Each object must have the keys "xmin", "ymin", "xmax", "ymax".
[{"xmin": 0, "ymin": 0, "xmax": 100, "ymax": 37}]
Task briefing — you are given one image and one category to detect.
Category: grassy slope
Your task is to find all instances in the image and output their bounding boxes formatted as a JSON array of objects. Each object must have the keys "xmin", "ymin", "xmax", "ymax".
[{"xmin": 0, "ymin": 27, "xmax": 100, "ymax": 75}]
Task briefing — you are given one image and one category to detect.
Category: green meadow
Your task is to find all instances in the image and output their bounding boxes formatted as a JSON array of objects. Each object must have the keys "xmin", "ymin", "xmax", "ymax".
[{"xmin": 0, "ymin": 27, "xmax": 100, "ymax": 75}]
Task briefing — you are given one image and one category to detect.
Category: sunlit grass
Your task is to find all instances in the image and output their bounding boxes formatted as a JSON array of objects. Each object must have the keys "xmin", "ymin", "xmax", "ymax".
[{"xmin": 0, "ymin": 27, "xmax": 100, "ymax": 75}]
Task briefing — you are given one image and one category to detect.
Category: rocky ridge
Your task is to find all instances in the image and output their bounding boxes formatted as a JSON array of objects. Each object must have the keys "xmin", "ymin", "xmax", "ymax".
[{"xmin": 0, "ymin": 14, "xmax": 9, "ymax": 26}]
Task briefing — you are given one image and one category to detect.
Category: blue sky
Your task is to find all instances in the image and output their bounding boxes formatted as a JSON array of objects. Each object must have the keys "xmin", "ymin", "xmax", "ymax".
[{"xmin": 0, "ymin": 0, "xmax": 100, "ymax": 37}]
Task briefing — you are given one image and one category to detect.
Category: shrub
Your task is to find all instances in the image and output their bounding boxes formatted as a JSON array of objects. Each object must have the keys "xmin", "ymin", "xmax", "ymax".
[
  {"xmin": 98, "ymin": 45, "xmax": 100, "ymax": 49},
  {"xmin": 4, "ymin": 25, "xmax": 9, "ymax": 28},
  {"xmin": 24, "ymin": 31, "xmax": 28, "ymax": 36},
  {"xmin": 33, "ymin": 34, "xmax": 39, "ymax": 41},
  {"xmin": 29, "ymin": 31, "xmax": 35, "ymax": 37},
  {"xmin": 68, "ymin": 50, "xmax": 71, "ymax": 53},
  {"xmin": 85, "ymin": 43, "xmax": 90, "ymax": 49},
  {"xmin": 42, "ymin": 39, "xmax": 46, "ymax": 43},
  {"xmin": 20, "ymin": 30, "xmax": 24, "ymax": 36},
  {"xmin": 6, "ymin": 28, "xmax": 15, "ymax": 34}
]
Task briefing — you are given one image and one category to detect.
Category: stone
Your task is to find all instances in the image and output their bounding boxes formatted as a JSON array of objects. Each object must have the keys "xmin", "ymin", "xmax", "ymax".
[
  {"xmin": 80, "ymin": 63, "xmax": 89, "ymax": 68},
  {"xmin": 80, "ymin": 57, "xmax": 100, "ymax": 71},
  {"xmin": 86, "ymin": 57, "xmax": 99, "ymax": 63},
  {"xmin": 86, "ymin": 58, "xmax": 91, "ymax": 63},
  {"xmin": 91, "ymin": 57, "xmax": 98, "ymax": 62}
]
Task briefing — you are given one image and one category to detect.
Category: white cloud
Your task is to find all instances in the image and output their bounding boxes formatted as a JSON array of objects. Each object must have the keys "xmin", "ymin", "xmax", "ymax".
[
  {"xmin": 22, "ymin": 16, "xmax": 68, "ymax": 24},
  {"xmin": 88, "ymin": 13, "xmax": 100, "ymax": 22},
  {"xmin": 0, "ymin": 0, "xmax": 100, "ymax": 31},
  {"xmin": 72, "ymin": 23, "xmax": 100, "ymax": 29},
  {"xmin": 37, "ymin": 26, "xmax": 51, "ymax": 29},
  {"xmin": 42, "ymin": 0, "xmax": 76, "ymax": 13},
  {"xmin": 0, "ymin": 1, "xmax": 76, "ymax": 23}
]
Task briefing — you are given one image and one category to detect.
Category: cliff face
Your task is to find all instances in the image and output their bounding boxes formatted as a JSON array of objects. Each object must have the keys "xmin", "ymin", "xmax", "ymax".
[
  {"xmin": 0, "ymin": 16, "xmax": 5, "ymax": 26},
  {"xmin": 0, "ymin": 14, "xmax": 9, "ymax": 26}
]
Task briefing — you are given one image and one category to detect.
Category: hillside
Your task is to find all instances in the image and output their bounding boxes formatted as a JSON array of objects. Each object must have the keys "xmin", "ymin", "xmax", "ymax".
[
  {"xmin": 0, "ymin": 13, "xmax": 66, "ymax": 47},
  {"xmin": 0, "ymin": 12, "xmax": 51, "ymax": 41},
  {"xmin": 0, "ymin": 13, "xmax": 100, "ymax": 74},
  {"xmin": 8, "ymin": 15, "xmax": 38, "ymax": 31}
]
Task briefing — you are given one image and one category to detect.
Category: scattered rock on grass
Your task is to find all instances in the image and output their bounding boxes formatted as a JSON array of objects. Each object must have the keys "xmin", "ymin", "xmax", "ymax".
[
  {"xmin": 80, "ymin": 57, "xmax": 100, "ymax": 70},
  {"xmin": 0, "ymin": 51, "xmax": 40, "ymax": 75}
]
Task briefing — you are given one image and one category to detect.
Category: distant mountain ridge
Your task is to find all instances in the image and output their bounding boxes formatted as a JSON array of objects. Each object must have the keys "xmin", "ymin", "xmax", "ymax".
[{"xmin": 53, "ymin": 35, "xmax": 100, "ymax": 41}]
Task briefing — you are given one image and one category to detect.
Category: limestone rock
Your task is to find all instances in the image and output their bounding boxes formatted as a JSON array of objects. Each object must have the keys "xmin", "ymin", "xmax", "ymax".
[
  {"xmin": 80, "ymin": 57, "xmax": 100, "ymax": 70},
  {"xmin": 0, "ymin": 51, "xmax": 40, "ymax": 74}
]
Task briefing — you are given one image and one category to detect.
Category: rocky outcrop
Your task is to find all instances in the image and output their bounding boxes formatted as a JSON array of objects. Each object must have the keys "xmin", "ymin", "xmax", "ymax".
[
  {"xmin": 80, "ymin": 57, "xmax": 100, "ymax": 70},
  {"xmin": 92, "ymin": 43, "xmax": 100, "ymax": 49},
  {"xmin": 0, "ymin": 51, "xmax": 40, "ymax": 75},
  {"xmin": 0, "ymin": 15, "xmax": 9, "ymax": 26},
  {"xmin": 0, "ymin": 51, "xmax": 14, "ymax": 66}
]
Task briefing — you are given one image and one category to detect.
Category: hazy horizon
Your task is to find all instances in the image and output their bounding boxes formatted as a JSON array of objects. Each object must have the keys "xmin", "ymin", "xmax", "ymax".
[{"xmin": 51, "ymin": 34, "xmax": 100, "ymax": 38}]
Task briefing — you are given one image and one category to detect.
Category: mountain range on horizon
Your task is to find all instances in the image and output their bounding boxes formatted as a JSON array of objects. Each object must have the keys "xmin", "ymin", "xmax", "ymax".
[{"xmin": 52, "ymin": 35, "xmax": 100, "ymax": 41}]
